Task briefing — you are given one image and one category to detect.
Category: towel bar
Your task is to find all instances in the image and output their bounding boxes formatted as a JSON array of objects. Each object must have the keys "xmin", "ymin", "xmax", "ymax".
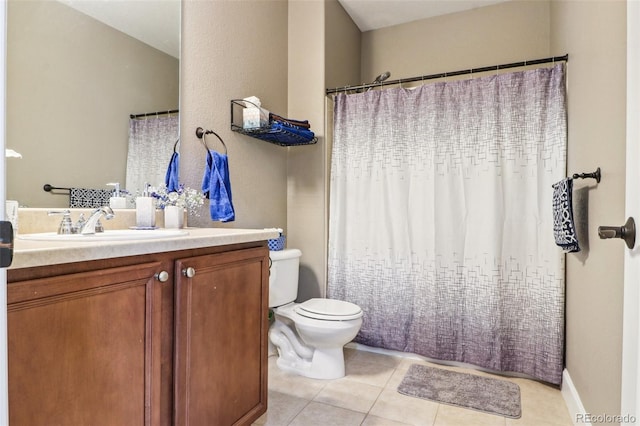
[
  {"xmin": 572, "ymin": 167, "xmax": 601, "ymax": 183},
  {"xmin": 43, "ymin": 184, "xmax": 71, "ymax": 193}
]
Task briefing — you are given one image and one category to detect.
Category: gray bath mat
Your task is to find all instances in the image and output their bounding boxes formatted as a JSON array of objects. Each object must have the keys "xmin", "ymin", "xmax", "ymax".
[{"xmin": 397, "ymin": 364, "xmax": 521, "ymax": 419}]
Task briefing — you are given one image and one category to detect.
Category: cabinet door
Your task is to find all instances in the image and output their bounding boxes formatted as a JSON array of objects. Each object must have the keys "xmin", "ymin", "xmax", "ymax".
[
  {"xmin": 8, "ymin": 261, "xmax": 166, "ymax": 426},
  {"xmin": 174, "ymin": 247, "xmax": 269, "ymax": 426}
]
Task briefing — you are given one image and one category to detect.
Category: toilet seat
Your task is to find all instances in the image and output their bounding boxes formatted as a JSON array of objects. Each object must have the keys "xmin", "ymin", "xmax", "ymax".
[{"xmin": 294, "ymin": 298, "xmax": 363, "ymax": 321}]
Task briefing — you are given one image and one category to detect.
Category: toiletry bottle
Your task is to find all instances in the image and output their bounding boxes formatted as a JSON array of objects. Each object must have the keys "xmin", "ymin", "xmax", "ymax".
[
  {"xmin": 107, "ymin": 182, "xmax": 127, "ymax": 209},
  {"xmin": 135, "ymin": 184, "xmax": 156, "ymax": 228},
  {"xmin": 5, "ymin": 200, "xmax": 18, "ymax": 237}
]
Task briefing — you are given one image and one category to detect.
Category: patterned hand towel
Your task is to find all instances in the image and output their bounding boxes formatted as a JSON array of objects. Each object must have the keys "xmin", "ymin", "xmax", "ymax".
[
  {"xmin": 70, "ymin": 188, "xmax": 112, "ymax": 208},
  {"xmin": 552, "ymin": 177, "xmax": 580, "ymax": 253}
]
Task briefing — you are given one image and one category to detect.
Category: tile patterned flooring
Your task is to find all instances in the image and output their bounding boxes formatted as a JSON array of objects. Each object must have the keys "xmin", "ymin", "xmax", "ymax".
[{"xmin": 253, "ymin": 347, "xmax": 574, "ymax": 426}]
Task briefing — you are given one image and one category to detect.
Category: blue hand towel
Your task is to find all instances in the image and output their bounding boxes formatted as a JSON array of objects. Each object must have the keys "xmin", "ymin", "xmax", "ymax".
[
  {"xmin": 202, "ymin": 150, "xmax": 235, "ymax": 222},
  {"xmin": 552, "ymin": 177, "xmax": 580, "ymax": 253},
  {"xmin": 165, "ymin": 152, "xmax": 180, "ymax": 192}
]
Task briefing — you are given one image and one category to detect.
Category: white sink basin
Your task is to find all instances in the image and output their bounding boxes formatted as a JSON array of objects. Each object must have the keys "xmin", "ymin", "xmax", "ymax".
[{"xmin": 18, "ymin": 229, "xmax": 189, "ymax": 242}]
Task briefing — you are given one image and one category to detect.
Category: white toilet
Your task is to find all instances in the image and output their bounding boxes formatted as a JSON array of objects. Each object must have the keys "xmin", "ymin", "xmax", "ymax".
[{"xmin": 268, "ymin": 249, "xmax": 363, "ymax": 380}]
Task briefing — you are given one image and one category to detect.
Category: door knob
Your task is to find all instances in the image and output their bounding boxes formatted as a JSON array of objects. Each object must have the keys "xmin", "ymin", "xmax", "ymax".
[
  {"xmin": 0, "ymin": 221, "xmax": 13, "ymax": 268},
  {"xmin": 598, "ymin": 217, "xmax": 636, "ymax": 249},
  {"xmin": 182, "ymin": 267, "xmax": 196, "ymax": 278},
  {"xmin": 155, "ymin": 271, "xmax": 169, "ymax": 282}
]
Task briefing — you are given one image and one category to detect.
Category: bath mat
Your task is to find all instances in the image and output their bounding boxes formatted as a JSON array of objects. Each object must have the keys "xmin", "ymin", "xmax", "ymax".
[{"xmin": 397, "ymin": 364, "xmax": 521, "ymax": 419}]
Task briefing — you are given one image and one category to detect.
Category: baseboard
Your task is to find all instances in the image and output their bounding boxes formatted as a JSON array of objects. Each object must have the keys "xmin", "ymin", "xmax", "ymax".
[{"xmin": 562, "ymin": 369, "xmax": 589, "ymax": 426}]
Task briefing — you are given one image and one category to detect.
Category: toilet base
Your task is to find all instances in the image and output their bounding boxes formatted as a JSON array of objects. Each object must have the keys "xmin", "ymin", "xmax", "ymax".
[
  {"xmin": 269, "ymin": 302, "xmax": 362, "ymax": 380},
  {"xmin": 275, "ymin": 346, "xmax": 346, "ymax": 380}
]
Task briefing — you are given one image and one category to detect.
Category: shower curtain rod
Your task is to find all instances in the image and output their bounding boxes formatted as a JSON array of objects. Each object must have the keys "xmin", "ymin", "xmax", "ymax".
[
  {"xmin": 325, "ymin": 54, "xmax": 568, "ymax": 95},
  {"xmin": 129, "ymin": 109, "xmax": 179, "ymax": 119}
]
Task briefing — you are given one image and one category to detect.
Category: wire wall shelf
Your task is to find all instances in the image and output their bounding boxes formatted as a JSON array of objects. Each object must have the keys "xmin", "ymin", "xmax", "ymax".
[{"xmin": 230, "ymin": 100, "xmax": 317, "ymax": 147}]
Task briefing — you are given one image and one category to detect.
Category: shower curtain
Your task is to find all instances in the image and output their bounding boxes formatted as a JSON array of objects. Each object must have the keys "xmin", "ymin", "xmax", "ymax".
[
  {"xmin": 328, "ymin": 64, "xmax": 566, "ymax": 385},
  {"xmin": 126, "ymin": 114, "xmax": 179, "ymax": 194}
]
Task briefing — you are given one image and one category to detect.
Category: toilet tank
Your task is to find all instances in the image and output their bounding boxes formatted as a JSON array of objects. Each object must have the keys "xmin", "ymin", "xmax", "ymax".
[{"xmin": 269, "ymin": 248, "xmax": 302, "ymax": 308}]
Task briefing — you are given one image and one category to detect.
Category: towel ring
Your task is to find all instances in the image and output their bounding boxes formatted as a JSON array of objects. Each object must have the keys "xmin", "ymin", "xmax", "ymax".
[
  {"xmin": 173, "ymin": 138, "xmax": 180, "ymax": 153},
  {"xmin": 195, "ymin": 127, "xmax": 227, "ymax": 155}
]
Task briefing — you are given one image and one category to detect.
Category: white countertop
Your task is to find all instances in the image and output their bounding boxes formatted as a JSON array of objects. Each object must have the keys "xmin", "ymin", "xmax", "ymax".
[{"xmin": 10, "ymin": 227, "xmax": 280, "ymax": 269}]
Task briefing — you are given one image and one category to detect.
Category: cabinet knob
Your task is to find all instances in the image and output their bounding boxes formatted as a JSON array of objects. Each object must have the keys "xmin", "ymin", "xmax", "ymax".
[
  {"xmin": 155, "ymin": 271, "xmax": 170, "ymax": 282},
  {"xmin": 182, "ymin": 267, "xmax": 196, "ymax": 278}
]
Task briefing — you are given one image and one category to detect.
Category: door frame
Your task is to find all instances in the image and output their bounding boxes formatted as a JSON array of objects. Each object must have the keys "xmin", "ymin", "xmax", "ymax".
[
  {"xmin": 621, "ymin": 0, "xmax": 640, "ymax": 421},
  {"xmin": 0, "ymin": 0, "xmax": 9, "ymax": 423}
]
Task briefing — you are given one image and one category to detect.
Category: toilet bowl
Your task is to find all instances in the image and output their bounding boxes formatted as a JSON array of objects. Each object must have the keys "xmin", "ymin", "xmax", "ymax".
[{"xmin": 268, "ymin": 249, "xmax": 363, "ymax": 380}]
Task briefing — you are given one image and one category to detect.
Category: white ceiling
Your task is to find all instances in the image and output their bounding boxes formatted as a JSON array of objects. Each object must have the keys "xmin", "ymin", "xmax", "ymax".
[{"xmin": 338, "ymin": 0, "xmax": 510, "ymax": 32}]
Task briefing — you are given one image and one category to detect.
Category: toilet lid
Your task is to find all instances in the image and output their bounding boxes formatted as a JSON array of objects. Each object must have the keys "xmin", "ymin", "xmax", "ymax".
[{"xmin": 295, "ymin": 298, "xmax": 363, "ymax": 321}]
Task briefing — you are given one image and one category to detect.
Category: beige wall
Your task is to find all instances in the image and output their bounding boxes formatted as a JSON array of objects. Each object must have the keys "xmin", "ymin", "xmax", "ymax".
[
  {"xmin": 6, "ymin": 0, "xmax": 178, "ymax": 208},
  {"xmin": 180, "ymin": 0, "xmax": 288, "ymax": 230},
  {"xmin": 361, "ymin": 0, "xmax": 550, "ymax": 83},
  {"xmin": 286, "ymin": 0, "xmax": 361, "ymax": 302},
  {"xmin": 325, "ymin": 0, "xmax": 361, "ymax": 90},
  {"xmin": 551, "ymin": 0, "xmax": 627, "ymax": 416},
  {"xmin": 286, "ymin": 0, "xmax": 327, "ymax": 300}
]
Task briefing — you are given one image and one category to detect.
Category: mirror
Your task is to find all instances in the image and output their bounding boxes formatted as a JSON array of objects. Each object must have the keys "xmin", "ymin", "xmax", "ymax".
[{"xmin": 6, "ymin": 0, "xmax": 180, "ymax": 208}]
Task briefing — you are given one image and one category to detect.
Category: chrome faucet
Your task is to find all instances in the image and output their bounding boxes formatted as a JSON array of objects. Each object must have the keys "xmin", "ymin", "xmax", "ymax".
[{"xmin": 81, "ymin": 206, "xmax": 115, "ymax": 235}]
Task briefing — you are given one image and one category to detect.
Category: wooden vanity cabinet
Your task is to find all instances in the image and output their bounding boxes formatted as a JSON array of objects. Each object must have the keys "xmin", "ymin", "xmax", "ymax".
[
  {"xmin": 7, "ymin": 243, "xmax": 269, "ymax": 426},
  {"xmin": 7, "ymin": 261, "xmax": 165, "ymax": 425},
  {"xmin": 174, "ymin": 248, "xmax": 269, "ymax": 425}
]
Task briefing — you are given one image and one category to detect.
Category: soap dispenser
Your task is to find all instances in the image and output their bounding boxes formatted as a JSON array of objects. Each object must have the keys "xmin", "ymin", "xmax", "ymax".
[
  {"xmin": 107, "ymin": 182, "xmax": 127, "ymax": 209},
  {"xmin": 135, "ymin": 183, "xmax": 156, "ymax": 228}
]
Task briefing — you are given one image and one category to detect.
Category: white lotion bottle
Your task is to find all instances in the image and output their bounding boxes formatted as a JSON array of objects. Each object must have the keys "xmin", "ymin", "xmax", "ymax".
[{"xmin": 135, "ymin": 184, "xmax": 156, "ymax": 228}]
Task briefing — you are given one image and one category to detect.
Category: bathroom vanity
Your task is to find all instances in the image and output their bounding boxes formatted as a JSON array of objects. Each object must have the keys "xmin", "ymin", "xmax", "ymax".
[{"xmin": 7, "ymin": 227, "xmax": 277, "ymax": 426}]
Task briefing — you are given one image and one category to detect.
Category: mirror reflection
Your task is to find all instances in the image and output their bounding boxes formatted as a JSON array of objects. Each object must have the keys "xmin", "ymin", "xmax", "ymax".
[{"xmin": 6, "ymin": 0, "xmax": 180, "ymax": 208}]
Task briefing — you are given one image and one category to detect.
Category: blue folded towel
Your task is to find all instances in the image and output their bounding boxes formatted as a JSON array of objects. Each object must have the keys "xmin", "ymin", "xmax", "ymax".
[
  {"xmin": 552, "ymin": 177, "xmax": 580, "ymax": 253},
  {"xmin": 272, "ymin": 121, "xmax": 315, "ymax": 142},
  {"xmin": 202, "ymin": 150, "xmax": 235, "ymax": 222},
  {"xmin": 165, "ymin": 152, "xmax": 180, "ymax": 192}
]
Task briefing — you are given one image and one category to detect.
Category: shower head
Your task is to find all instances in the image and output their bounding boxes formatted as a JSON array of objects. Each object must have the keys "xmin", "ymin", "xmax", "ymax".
[
  {"xmin": 372, "ymin": 71, "xmax": 391, "ymax": 84},
  {"xmin": 359, "ymin": 71, "xmax": 392, "ymax": 93}
]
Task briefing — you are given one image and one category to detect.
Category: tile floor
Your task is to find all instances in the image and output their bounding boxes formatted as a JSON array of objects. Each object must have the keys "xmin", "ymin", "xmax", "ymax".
[{"xmin": 253, "ymin": 346, "xmax": 574, "ymax": 426}]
